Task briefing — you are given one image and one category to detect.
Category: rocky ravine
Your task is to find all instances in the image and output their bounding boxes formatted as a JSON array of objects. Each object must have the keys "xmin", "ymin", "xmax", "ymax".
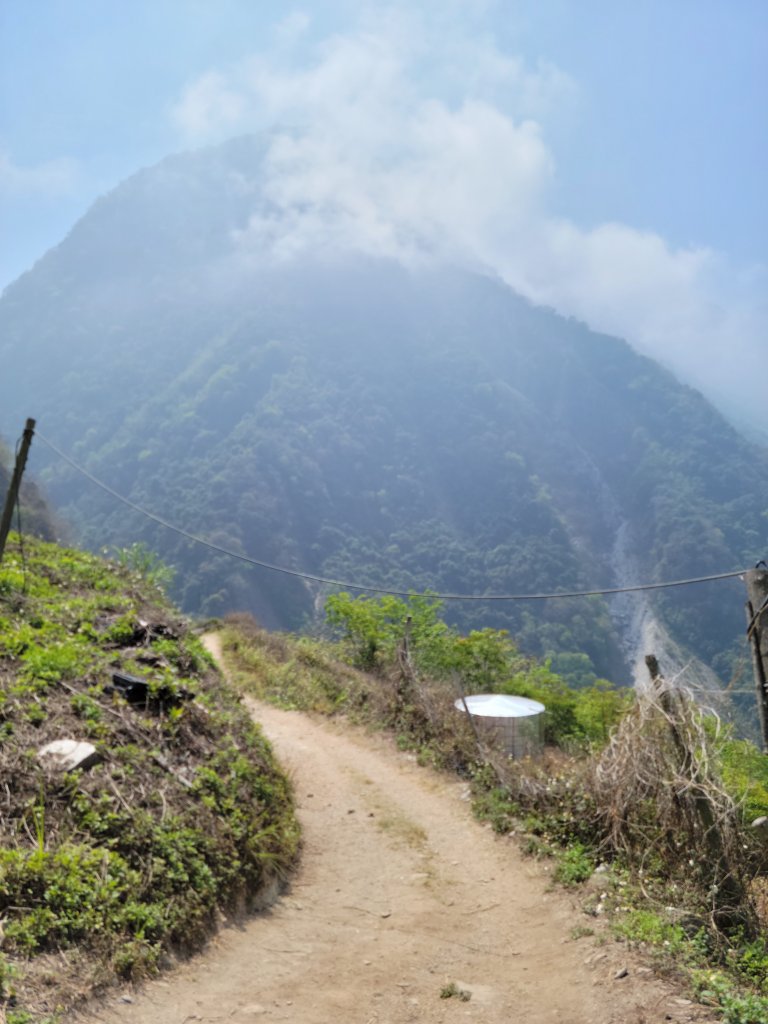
[{"xmin": 80, "ymin": 636, "xmax": 717, "ymax": 1024}]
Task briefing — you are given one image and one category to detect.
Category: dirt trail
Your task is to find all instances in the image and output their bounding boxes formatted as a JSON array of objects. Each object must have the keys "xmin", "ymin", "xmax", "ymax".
[{"xmin": 83, "ymin": 636, "xmax": 715, "ymax": 1024}]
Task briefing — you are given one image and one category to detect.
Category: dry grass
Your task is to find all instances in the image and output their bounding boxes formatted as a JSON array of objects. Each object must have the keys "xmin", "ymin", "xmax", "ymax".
[{"xmin": 591, "ymin": 677, "xmax": 759, "ymax": 935}]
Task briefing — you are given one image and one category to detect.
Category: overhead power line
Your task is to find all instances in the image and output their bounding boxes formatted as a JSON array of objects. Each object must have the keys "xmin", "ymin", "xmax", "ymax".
[{"xmin": 36, "ymin": 430, "xmax": 747, "ymax": 603}]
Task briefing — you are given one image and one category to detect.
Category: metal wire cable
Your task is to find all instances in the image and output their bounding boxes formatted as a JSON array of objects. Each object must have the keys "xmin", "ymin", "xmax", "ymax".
[{"xmin": 36, "ymin": 430, "xmax": 748, "ymax": 603}]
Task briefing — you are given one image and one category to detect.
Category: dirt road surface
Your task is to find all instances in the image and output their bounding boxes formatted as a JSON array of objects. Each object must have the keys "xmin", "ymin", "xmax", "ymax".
[{"xmin": 82, "ymin": 637, "xmax": 716, "ymax": 1024}]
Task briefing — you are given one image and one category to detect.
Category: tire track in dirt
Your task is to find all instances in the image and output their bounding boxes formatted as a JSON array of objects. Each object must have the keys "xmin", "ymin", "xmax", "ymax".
[{"xmin": 82, "ymin": 637, "xmax": 716, "ymax": 1024}]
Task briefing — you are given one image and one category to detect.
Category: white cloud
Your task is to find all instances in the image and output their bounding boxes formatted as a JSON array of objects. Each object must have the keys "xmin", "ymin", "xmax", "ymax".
[
  {"xmin": 0, "ymin": 152, "xmax": 80, "ymax": 197},
  {"xmin": 237, "ymin": 97, "xmax": 552, "ymax": 267},
  {"xmin": 170, "ymin": 71, "xmax": 247, "ymax": 141},
  {"xmin": 168, "ymin": 11, "xmax": 767, "ymax": 426},
  {"xmin": 502, "ymin": 221, "xmax": 766, "ymax": 422}
]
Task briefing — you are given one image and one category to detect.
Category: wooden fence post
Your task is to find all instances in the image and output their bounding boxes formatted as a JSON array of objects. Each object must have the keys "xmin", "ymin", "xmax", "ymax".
[
  {"xmin": 745, "ymin": 567, "xmax": 768, "ymax": 752},
  {"xmin": 0, "ymin": 418, "xmax": 36, "ymax": 564}
]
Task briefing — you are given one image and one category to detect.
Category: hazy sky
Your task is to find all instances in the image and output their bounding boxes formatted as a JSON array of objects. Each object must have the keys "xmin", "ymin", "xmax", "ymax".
[{"xmin": 1, "ymin": 1, "xmax": 766, "ymax": 425}]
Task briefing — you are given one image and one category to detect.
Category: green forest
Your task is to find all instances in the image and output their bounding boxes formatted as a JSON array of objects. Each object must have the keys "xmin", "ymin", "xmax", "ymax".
[{"xmin": 1, "ymin": 138, "xmax": 766, "ymax": 700}]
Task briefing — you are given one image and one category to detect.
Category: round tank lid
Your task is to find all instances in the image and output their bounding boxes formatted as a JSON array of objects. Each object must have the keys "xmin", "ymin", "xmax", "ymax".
[{"xmin": 454, "ymin": 693, "xmax": 545, "ymax": 718}]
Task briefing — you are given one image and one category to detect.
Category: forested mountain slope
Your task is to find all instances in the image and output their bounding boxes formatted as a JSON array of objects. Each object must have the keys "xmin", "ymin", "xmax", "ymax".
[
  {"xmin": 0, "ymin": 442, "xmax": 58, "ymax": 544},
  {"xmin": 1, "ymin": 136, "xmax": 765, "ymax": 692}
]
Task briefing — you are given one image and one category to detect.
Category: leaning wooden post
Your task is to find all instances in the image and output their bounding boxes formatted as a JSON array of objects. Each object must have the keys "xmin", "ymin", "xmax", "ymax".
[
  {"xmin": 744, "ymin": 567, "xmax": 768, "ymax": 752},
  {"xmin": 451, "ymin": 670, "xmax": 483, "ymax": 753},
  {"xmin": 395, "ymin": 615, "xmax": 416, "ymax": 706},
  {"xmin": 0, "ymin": 417, "xmax": 36, "ymax": 564}
]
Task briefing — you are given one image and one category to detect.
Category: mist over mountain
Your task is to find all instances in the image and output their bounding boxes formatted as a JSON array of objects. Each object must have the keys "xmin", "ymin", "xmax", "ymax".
[{"xmin": 1, "ymin": 136, "xmax": 766, "ymax": 701}]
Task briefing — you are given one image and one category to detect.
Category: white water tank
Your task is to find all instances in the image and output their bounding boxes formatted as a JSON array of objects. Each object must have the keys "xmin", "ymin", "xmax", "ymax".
[{"xmin": 454, "ymin": 693, "xmax": 545, "ymax": 758}]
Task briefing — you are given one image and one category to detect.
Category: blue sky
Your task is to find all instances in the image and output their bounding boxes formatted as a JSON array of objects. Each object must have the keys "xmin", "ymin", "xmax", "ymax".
[{"xmin": 1, "ymin": 1, "xmax": 766, "ymax": 424}]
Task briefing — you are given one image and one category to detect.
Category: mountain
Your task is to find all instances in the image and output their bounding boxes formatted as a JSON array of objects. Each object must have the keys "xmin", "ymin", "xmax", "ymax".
[{"xmin": 1, "ymin": 136, "xmax": 766, "ymax": 698}]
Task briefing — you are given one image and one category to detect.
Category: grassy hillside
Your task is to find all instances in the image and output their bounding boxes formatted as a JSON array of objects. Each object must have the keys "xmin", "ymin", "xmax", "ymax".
[{"xmin": 0, "ymin": 535, "xmax": 298, "ymax": 1022}]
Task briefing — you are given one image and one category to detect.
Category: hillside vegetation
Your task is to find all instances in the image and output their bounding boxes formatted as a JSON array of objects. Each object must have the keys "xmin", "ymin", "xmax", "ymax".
[
  {"xmin": 221, "ymin": 598, "xmax": 768, "ymax": 1023},
  {"xmin": 1, "ymin": 137, "xmax": 766, "ymax": 697},
  {"xmin": 2, "ymin": 526, "xmax": 768, "ymax": 1021},
  {"xmin": 0, "ymin": 534, "xmax": 298, "ymax": 1022}
]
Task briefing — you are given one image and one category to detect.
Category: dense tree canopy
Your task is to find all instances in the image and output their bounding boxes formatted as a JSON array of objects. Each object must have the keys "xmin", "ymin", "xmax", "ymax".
[{"xmin": 0, "ymin": 137, "xmax": 765, "ymax": 692}]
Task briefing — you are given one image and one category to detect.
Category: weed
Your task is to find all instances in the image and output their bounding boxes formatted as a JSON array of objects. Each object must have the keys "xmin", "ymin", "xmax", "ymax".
[
  {"xmin": 102, "ymin": 613, "xmax": 140, "ymax": 646},
  {"xmin": 24, "ymin": 702, "xmax": 47, "ymax": 726},
  {"xmin": 375, "ymin": 812, "xmax": 427, "ymax": 849},
  {"xmin": 613, "ymin": 909, "xmax": 688, "ymax": 954},
  {"xmin": 471, "ymin": 786, "xmax": 519, "ymax": 834},
  {"xmin": 0, "ymin": 844, "xmax": 140, "ymax": 953},
  {"xmin": 553, "ymin": 843, "xmax": 594, "ymax": 886},
  {"xmin": 693, "ymin": 970, "xmax": 768, "ymax": 1024},
  {"xmin": 113, "ymin": 543, "xmax": 175, "ymax": 594},
  {"xmin": 0, "ymin": 952, "xmax": 18, "ymax": 1001},
  {"xmin": 440, "ymin": 981, "xmax": 471, "ymax": 1001},
  {"xmin": 521, "ymin": 835, "xmax": 552, "ymax": 859},
  {"xmin": 729, "ymin": 935, "xmax": 768, "ymax": 993},
  {"xmin": 69, "ymin": 692, "xmax": 103, "ymax": 723},
  {"xmin": 20, "ymin": 639, "xmax": 91, "ymax": 683},
  {"xmin": 719, "ymin": 738, "xmax": 768, "ymax": 823},
  {"xmin": 111, "ymin": 937, "xmax": 163, "ymax": 979}
]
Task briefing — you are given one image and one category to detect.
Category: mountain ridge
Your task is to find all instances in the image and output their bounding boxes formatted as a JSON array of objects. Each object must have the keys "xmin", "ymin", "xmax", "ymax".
[{"xmin": 1, "ymin": 136, "xmax": 765, "ymax": 701}]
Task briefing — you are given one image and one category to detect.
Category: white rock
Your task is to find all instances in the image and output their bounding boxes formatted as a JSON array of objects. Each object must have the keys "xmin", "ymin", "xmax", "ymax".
[{"xmin": 38, "ymin": 739, "xmax": 100, "ymax": 771}]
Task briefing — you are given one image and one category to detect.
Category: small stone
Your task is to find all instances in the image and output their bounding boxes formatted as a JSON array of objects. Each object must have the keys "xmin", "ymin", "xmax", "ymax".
[
  {"xmin": 614, "ymin": 967, "xmax": 629, "ymax": 979},
  {"xmin": 381, "ymin": 911, "xmax": 391, "ymax": 918},
  {"xmin": 38, "ymin": 739, "xmax": 100, "ymax": 772}
]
